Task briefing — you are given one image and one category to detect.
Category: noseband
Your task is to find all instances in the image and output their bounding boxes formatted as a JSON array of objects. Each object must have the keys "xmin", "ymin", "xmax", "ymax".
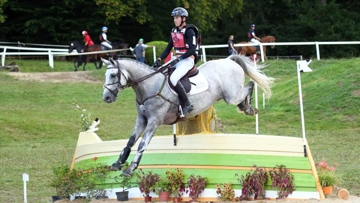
[{"xmin": 103, "ymin": 60, "xmax": 131, "ymax": 97}]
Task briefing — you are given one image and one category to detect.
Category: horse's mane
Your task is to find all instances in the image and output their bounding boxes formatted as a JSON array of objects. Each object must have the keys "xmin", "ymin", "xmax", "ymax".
[
  {"xmin": 117, "ymin": 58, "xmax": 154, "ymax": 71},
  {"xmin": 70, "ymin": 40, "xmax": 81, "ymax": 45}
]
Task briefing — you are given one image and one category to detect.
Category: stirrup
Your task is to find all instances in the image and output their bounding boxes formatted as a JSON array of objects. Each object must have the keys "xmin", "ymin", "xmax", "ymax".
[{"xmin": 178, "ymin": 104, "xmax": 193, "ymax": 117}]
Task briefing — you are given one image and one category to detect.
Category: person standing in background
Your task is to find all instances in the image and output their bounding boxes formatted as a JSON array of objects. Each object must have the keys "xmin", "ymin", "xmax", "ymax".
[
  {"xmin": 228, "ymin": 35, "xmax": 236, "ymax": 55},
  {"xmin": 133, "ymin": 38, "xmax": 146, "ymax": 63}
]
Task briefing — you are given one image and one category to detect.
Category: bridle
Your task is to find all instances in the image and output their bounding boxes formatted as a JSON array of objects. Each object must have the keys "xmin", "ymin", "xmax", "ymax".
[{"xmin": 103, "ymin": 59, "xmax": 168, "ymax": 97}]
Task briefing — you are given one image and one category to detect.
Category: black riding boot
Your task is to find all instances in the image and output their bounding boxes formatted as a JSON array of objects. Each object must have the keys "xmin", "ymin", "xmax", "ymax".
[{"xmin": 174, "ymin": 82, "xmax": 193, "ymax": 115}]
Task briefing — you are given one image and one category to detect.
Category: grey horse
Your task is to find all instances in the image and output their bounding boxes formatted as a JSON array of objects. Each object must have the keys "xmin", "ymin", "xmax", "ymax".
[{"xmin": 101, "ymin": 55, "xmax": 274, "ymax": 177}]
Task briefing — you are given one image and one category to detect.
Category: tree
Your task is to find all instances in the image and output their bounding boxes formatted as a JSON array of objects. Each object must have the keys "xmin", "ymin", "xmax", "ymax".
[{"xmin": 0, "ymin": 0, "xmax": 6, "ymax": 23}]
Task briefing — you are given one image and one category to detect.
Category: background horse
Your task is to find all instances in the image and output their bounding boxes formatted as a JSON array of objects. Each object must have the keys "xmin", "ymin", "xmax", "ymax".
[
  {"xmin": 235, "ymin": 36, "xmax": 276, "ymax": 61},
  {"xmin": 101, "ymin": 55, "xmax": 274, "ymax": 177},
  {"xmin": 68, "ymin": 41, "xmax": 128, "ymax": 71}
]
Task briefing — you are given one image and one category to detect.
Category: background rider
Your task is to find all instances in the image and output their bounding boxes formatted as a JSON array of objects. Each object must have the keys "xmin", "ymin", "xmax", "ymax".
[{"xmin": 248, "ymin": 24, "xmax": 261, "ymax": 54}]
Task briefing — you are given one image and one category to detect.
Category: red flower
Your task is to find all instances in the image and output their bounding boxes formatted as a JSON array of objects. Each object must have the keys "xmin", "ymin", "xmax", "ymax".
[{"xmin": 93, "ymin": 156, "xmax": 98, "ymax": 161}]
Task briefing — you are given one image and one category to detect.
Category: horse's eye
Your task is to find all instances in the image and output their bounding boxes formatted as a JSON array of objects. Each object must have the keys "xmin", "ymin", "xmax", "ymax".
[{"xmin": 110, "ymin": 73, "xmax": 116, "ymax": 78}]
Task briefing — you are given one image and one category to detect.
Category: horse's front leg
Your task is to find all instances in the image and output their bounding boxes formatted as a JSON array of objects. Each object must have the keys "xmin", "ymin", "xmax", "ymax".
[
  {"xmin": 122, "ymin": 118, "xmax": 162, "ymax": 177},
  {"xmin": 73, "ymin": 61, "xmax": 78, "ymax": 71},
  {"xmin": 110, "ymin": 115, "xmax": 147, "ymax": 171},
  {"xmin": 83, "ymin": 61, "xmax": 87, "ymax": 71},
  {"xmin": 95, "ymin": 60, "xmax": 103, "ymax": 69}
]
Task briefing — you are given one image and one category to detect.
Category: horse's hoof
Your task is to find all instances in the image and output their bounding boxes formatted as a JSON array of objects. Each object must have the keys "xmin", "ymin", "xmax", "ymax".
[
  {"xmin": 110, "ymin": 162, "xmax": 122, "ymax": 171},
  {"xmin": 245, "ymin": 108, "xmax": 259, "ymax": 116},
  {"xmin": 121, "ymin": 168, "xmax": 133, "ymax": 177}
]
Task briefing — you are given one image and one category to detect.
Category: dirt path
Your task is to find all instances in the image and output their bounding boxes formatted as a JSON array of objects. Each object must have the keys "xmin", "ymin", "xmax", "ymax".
[{"xmin": 7, "ymin": 71, "xmax": 100, "ymax": 83}]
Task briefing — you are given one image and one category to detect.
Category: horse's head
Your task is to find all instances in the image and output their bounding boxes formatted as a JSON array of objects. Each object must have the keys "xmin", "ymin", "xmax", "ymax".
[
  {"xmin": 68, "ymin": 41, "xmax": 83, "ymax": 53},
  {"xmin": 102, "ymin": 58, "xmax": 130, "ymax": 103},
  {"xmin": 260, "ymin": 36, "xmax": 276, "ymax": 49},
  {"xmin": 68, "ymin": 42, "xmax": 76, "ymax": 53}
]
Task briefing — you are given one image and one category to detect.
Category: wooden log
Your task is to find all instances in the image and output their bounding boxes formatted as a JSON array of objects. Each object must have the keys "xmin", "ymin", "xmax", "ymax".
[
  {"xmin": 337, "ymin": 188, "xmax": 349, "ymax": 200},
  {"xmin": 0, "ymin": 65, "xmax": 20, "ymax": 72}
]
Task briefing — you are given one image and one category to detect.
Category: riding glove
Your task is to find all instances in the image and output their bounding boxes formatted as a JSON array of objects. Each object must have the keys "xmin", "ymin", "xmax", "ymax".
[
  {"xmin": 153, "ymin": 59, "xmax": 162, "ymax": 69},
  {"xmin": 170, "ymin": 57, "xmax": 181, "ymax": 67}
]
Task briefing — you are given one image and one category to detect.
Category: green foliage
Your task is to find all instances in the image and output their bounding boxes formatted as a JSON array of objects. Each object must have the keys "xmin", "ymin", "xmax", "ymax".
[
  {"xmin": 318, "ymin": 171, "xmax": 338, "ymax": 187},
  {"xmin": 113, "ymin": 162, "xmax": 133, "ymax": 192},
  {"xmin": 152, "ymin": 178, "xmax": 172, "ymax": 194},
  {"xmin": 50, "ymin": 164, "xmax": 71, "ymax": 197},
  {"xmin": 73, "ymin": 99, "xmax": 93, "ymax": 131},
  {"xmin": 145, "ymin": 41, "xmax": 169, "ymax": 64},
  {"xmin": 316, "ymin": 161, "xmax": 340, "ymax": 187},
  {"xmin": 165, "ymin": 168, "xmax": 185, "ymax": 197}
]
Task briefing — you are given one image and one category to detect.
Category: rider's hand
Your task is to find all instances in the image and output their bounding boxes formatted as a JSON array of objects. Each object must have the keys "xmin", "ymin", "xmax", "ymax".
[
  {"xmin": 153, "ymin": 59, "xmax": 162, "ymax": 69},
  {"xmin": 170, "ymin": 57, "xmax": 181, "ymax": 67}
]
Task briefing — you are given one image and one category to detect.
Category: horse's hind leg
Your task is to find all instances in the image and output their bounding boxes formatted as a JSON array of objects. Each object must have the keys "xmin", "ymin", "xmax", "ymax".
[{"xmin": 237, "ymin": 81, "xmax": 259, "ymax": 116}]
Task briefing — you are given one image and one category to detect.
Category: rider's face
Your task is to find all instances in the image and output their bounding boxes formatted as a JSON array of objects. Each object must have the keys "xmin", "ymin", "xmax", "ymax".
[{"xmin": 173, "ymin": 16, "xmax": 182, "ymax": 27}]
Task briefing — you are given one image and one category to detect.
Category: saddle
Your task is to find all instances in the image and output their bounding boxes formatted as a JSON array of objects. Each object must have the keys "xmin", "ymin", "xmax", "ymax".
[{"xmin": 167, "ymin": 65, "xmax": 199, "ymax": 93}]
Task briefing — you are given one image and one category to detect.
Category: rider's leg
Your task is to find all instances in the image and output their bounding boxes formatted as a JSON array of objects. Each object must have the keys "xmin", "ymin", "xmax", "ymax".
[
  {"xmin": 174, "ymin": 82, "xmax": 193, "ymax": 115},
  {"xmin": 170, "ymin": 58, "xmax": 194, "ymax": 115}
]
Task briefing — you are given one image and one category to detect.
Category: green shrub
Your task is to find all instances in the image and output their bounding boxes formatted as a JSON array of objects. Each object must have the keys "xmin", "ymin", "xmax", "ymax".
[{"xmin": 145, "ymin": 41, "xmax": 170, "ymax": 65}]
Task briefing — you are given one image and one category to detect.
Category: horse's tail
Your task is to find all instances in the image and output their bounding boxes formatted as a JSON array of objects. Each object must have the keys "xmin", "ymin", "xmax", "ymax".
[{"xmin": 229, "ymin": 55, "xmax": 274, "ymax": 99}]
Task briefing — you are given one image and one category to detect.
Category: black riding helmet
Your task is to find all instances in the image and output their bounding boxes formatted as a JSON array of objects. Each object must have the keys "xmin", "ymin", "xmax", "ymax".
[
  {"xmin": 171, "ymin": 7, "xmax": 188, "ymax": 17},
  {"xmin": 171, "ymin": 7, "xmax": 188, "ymax": 27}
]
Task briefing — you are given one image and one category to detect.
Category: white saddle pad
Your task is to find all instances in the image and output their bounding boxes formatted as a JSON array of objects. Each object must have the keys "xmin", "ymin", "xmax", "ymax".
[{"xmin": 168, "ymin": 71, "xmax": 209, "ymax": 95}]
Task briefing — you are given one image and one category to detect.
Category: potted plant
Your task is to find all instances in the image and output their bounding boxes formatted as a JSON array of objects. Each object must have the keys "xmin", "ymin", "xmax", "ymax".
[
  {"xmin": 82, "ymin": 156, "xmax": 113, "ymax": 200},
  {"xmin": 236, "ymin": 165, "xmax": 268, "ymax": 200},
  {"xmin": 152, "ymin": 178, "xmax": 172, "ymax": 202},
  {"xmin": 114, "ymin": 175, "xmax": 132, "ymax": 201},
  {"xmin": 316, "ymin": 161, "xmax": 339, "ymax": 195},
  {"xmin": 136, "ymin": 169, "xmax": 160, "ymax": 202},
  {"xmin": 268, "ymin": 164, "xmax": 295, "ymax": 199},
  {"xmin": 215, "ymin": 182, "xmax": 235, "ymax": 201},
  {"xmin": 114, "ymin": 163, "xmax": 133, "ymax": 202},
  {"xmin": 186, "ymin": 174, "xmax": 208, "ymax": 202},
  {"xmin": 50, "ymin": 164, "xmax": 71, "ymax": 201},
  {"xmin": 166, "ymin": 168, "xmax": 185, "ymax": 202}
]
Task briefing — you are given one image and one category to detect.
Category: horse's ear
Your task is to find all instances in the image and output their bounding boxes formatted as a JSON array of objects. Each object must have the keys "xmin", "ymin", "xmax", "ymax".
[{"xmin": 101, "ymin": 57, "xmax": 109, "ymax": 64}]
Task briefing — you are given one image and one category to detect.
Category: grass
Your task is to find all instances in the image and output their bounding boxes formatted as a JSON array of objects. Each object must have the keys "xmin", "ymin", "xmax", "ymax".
[{"xmin": 0, "ymin": 57, "xmax": 359, "ymax": 202}]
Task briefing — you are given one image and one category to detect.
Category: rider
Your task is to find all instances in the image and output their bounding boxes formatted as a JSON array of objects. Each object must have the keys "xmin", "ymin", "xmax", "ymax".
[
  {"xmin": 248, "ymin": 24, "xmax": 261, "ymax": 54},
  {"xmin": 153, "ymin": 7, "xmax": 196, "ymax": 116},
  {"xmin": 100, "ymin": 26, "xmax": 112, "ymax": 50},
  {"xmin": 82, "ymin": 30, "xmax": 94, "ymax": 52}
]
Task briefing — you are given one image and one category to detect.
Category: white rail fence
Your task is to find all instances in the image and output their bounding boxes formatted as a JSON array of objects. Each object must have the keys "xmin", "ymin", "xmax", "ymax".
[{"xmin": 1, "ymin": 41, "xmax": 360, "ymax": 68}]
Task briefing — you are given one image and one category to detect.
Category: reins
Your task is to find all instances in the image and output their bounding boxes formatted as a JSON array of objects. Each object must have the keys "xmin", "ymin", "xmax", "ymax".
[{"xmin": 104, "ymin": 60, "xmax": 176, "ymax": 106}]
